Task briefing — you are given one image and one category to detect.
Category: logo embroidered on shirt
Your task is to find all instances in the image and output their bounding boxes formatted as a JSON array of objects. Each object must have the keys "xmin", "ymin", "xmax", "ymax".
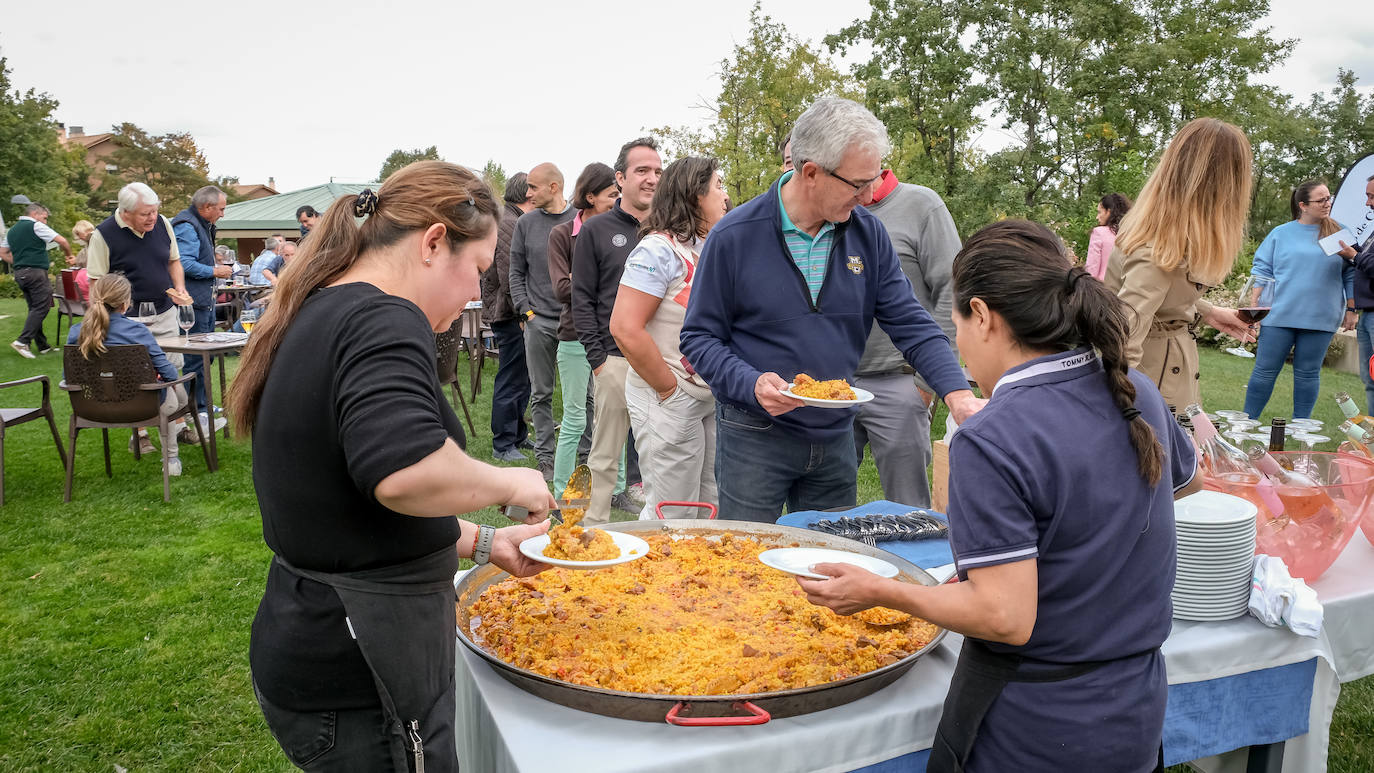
[
  {"xmin": 847, "ymin": 256, "xmax": 864, "ymax": 275},
  {"xmin": 612, "ymin": 233, "xmax": 628, "ymax": 247}
]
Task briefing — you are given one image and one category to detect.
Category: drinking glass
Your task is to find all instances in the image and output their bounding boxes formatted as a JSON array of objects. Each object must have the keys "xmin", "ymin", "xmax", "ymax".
[
  {"xmin": 137, "ymin": 301, "xmax": 157, "ymax": 324},
  {"xmin": 240, "ymin": 307, "xmax": 259, "ymax": 334},
  {"xmin": 1236, "ymin": 275, "xmax": 1277, "ymax": 325},
  {"xmin": 177, "ymin": 304, "xmax": 195, "ymax": 338}
]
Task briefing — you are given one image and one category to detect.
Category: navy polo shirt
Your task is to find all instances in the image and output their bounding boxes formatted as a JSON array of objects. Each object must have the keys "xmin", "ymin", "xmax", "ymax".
[{"xmin": 947, "ymin": 348, "xmax": 1195, "ymax": 664}]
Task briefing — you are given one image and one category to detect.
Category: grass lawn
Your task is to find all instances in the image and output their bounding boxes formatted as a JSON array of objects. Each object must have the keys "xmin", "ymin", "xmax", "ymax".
[{"xmin": 0, "ymin": 296, "xmax": 1370, "ymax": 770}]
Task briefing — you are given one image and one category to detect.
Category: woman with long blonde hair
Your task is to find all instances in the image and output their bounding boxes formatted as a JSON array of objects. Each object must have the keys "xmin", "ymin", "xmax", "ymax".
[
  {"xmin": 227, "ymin": 161, "xmax": 555, "ymax": 771},
  {"xmin": 1105, "ymin": 118, "xmax": 1256, "ymax": 409},
  {"xmin": 67, "ymin": 273, "xmax": 189, "ymax": 471}
]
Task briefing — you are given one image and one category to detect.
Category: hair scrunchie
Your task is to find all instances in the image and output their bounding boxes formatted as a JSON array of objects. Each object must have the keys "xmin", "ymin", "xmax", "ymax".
[
  {"xmin": 354, "ymin": 189, "xmax": 379, "ymax": 217},
  {"xmin": 1065, "ymin": 267, "xmax": 1088, "ymax": 294},
  {"xmin": 1121, "ymin": 407, "xmax": 1142, "ymax": 422}
]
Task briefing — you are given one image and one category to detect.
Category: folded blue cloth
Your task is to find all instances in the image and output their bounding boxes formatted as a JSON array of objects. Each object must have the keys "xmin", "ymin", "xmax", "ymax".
[{"xmin": 779, "ymin": 500, "xmax": 955, "ymax": 572}]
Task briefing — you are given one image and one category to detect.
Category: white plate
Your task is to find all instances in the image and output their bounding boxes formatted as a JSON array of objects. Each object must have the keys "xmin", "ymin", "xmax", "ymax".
[
  {"xmin": 781, "ymin": 385, "xmax": 875, "ymax": 408},
  {"xmin": 1174, "ymin": 491, "xmax": 1258, "ymax": 528},
  {"xmin": 758, "ymin": 547, "xmax": 899, "ymax": 580},
  {"xmin": 518, "ymin": 530, "xmax": 651, "ymax": 569}
]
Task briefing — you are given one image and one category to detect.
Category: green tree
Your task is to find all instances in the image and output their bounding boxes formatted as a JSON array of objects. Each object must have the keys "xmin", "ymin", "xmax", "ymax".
[
  {"xmin": 827, "ymin": 0, "xmax": 990, "ymax": 198},
  {"xmin": 378, "ymin": 146, "xmax": 443, "ymax": 181},
  {"xmin": 655, "ymin": 3, "xmax": 851, "ymax": 204},
  {"xmin": 480, "ymin": 160, "xmax": 507, "ymax": 199},
  {"xmin": 0, "ymin": 54, "xmax": 91, "ymax": 238},
  {"xmin": 90, "ymin": 122, "xmax": 216, "ymax": 216}
]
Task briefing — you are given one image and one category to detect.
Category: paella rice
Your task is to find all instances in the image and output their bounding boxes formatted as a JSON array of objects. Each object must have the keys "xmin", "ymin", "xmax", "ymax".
[
  {"xmin": 791, "ymin": 373, "xmax": 857, "ymax": 400},
  {"xmin": 464, "ymin": 532, "xmax": 938, "ymax": 695},
  {"xmin": 543, "ymin": 478, "xmax": 619, "ymax": 561}
]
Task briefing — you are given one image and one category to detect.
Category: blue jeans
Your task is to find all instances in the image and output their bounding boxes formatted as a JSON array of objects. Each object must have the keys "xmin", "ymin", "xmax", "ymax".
[
  {"xmin": 489, "ymin": 318, "xmax": 530, "ymax": 453},
  {"xmin": 1243, "ymin": 325, "xmax": 1335, "ymax": 420},
  {"xmin": 1358, "ymin": 311, "xmax": 1374, "ymax": 416},
  {"xmin": 181, "ymin": 306, "xmax": 215, "ymax": 410},
  {"xmin": 714, "ymin": 403, "xmax": 857, "ymax": 522}
]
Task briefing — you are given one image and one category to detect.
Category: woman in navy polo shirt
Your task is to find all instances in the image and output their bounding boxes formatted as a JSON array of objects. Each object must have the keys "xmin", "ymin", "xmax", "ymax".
[{"xmin": 799, "ymin": 220, "xmax": 1201, "ymax": 772}]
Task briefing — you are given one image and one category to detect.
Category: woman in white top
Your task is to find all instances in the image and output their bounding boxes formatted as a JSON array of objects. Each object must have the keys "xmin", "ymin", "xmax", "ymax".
[{"xmin": 610, "ymin": 157, "xmax": 729, "ymax": 518}]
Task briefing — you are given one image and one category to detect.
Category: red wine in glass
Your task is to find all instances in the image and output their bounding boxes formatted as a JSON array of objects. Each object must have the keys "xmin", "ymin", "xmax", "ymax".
[{"xmin": 1238, "ymin": 307, "xmax": 1270, "ymax": 324}]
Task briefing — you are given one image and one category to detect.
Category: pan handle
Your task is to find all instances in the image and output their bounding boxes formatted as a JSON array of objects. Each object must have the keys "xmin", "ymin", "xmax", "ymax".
[
  {"xmin": 665, "ymin": 700, "xmax": 770, "ymax": 726},
  {"xmin": 654, "ymin": 501, "xmax": 719, "ymax": 520}
]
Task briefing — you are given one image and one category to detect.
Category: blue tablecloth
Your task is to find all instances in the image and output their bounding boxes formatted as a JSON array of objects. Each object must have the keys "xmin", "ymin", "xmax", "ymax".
[
  {"xmin": 781, "ymin": 502, "xmax": 1315, "ymax": 772},
  {"xmin": 779, "ymin": 500, "xmax": 955, "ymax": 571}
]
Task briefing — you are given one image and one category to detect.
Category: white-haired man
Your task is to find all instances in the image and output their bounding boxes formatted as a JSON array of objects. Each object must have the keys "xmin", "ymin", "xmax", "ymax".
[
  {"xmin": 3, "ymin": 202, "xmax": 74, "ymax": 358},
  {"xmin": 681, "ymin": 97, "xmax": 983, "ymax": 522},
  {"xmin": 87, "ymin": 183, "xmax": 193, "ymax": 453},
  {"xmin": 249, "ymin": 236, "xmax": 285, "ymax": 286}
]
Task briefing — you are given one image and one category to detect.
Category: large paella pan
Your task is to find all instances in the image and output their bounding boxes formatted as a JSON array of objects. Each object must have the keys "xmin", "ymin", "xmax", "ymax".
[{"xmin": 456, "ymin": 519, "xmax": 948, "ymax": 724}]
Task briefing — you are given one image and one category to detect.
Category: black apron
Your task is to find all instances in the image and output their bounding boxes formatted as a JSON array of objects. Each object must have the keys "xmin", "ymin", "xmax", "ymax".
[
  {"xmin": 274, "ymin": 545, "xmax": 460, "ymax": 773},
  {"xmin": 927, "ymin": 638, "xmax": 1163, "ymax": 773}
]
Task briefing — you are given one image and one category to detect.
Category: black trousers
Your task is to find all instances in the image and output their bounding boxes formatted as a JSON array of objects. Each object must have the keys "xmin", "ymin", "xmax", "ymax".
[
  {"xmin": 489, "ymin": 317, "xmax": 531, "ymax": 452},
  {"xmin": 14, "ymin": 267, "xmax": 52, "ymax": 349}
]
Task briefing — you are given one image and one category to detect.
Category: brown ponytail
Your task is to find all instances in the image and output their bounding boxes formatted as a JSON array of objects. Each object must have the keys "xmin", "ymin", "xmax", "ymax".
[
  {"xmin": 227, "ymin": 160, "xmax": 499, "ymax": 435},
  {"xmin": 79, "ymin": 274, "xmax": 132, "ymax": 359},
  {"xmin": 952, "ymin": 220, "xmax": 1164, "ymax": 485}
]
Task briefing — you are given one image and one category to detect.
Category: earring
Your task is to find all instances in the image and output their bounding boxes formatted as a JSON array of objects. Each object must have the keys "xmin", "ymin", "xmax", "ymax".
[{"xmin": 425, "ymin": 258, "xmax": 432, "ymax": 265}]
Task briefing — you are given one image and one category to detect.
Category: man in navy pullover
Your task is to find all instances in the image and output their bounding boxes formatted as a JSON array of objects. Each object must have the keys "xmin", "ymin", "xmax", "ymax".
[{"xmin": 681, "ymin": 98, "xmax": 983, "ymax": 522}]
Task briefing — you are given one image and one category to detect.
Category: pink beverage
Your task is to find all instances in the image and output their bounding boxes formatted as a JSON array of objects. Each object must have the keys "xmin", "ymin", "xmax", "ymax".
[{"xmin": 1188, "ymin": 404, "xmax": 1286, "ymax": 518}]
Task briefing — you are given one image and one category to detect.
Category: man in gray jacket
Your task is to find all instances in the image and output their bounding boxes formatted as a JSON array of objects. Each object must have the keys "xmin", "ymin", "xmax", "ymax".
[
  {"xmin": 508, "ymin": 163, "xmax": 576, "ymax": 479},
  {"xmin": 853, "ymin": 170, "xmax": 962, "ymax": 507}
]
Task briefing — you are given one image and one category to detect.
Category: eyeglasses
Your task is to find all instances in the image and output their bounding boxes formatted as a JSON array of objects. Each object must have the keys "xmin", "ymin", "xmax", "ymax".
[
  {"xmin": 823, "ymin": 167, "xmax": 883, "ymax": 195},
  {"xmin": 1306, "ymin": 196, "xmax": 1333, "ymax": 206}
]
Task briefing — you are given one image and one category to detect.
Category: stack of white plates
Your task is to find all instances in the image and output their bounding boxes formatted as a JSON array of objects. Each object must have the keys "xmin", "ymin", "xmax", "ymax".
[{"xmin": 1172, "ymin": 491, "xmax": 1257, "ymax": 622}]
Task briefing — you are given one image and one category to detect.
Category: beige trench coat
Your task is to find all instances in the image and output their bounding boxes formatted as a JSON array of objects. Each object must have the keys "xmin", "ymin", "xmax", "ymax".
[{"xmin": 1104, "ymin": 244, "xmax": 1216, "ymax": 411}]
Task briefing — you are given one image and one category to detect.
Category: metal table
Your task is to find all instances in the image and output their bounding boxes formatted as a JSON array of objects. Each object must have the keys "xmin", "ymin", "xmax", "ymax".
[{"xmin": 155, "ymin": 332, "xmax": 249, "ymax": 470}]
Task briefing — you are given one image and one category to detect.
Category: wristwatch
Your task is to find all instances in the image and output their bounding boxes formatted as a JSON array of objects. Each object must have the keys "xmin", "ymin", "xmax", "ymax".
[{"xmin": 473, "ymin": 525, "xmax": 496, "ymax": 566}]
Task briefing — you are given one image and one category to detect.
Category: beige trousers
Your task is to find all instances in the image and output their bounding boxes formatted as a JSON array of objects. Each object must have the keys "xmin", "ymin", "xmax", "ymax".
[
  {"xmin": 626, "ymin": 380, "xmax": 717, "ymax": 520},
  {"xmin": 586, "ymin": 356, "xmax": 630, "ymax": 525}
]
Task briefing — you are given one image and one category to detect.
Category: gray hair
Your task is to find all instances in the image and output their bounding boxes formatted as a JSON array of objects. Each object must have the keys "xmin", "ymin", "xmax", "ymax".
[
  {"xmin": 789, "ymin": 97, "xmax": 891, "ymax": 172},
  {"xmin": 24, "ymin": 203, "xmax": 48, "ymax": 217},
  {"xmin": 117, "ymin": 182, "xmax": 160, "ymax": 213},
  {"xmin": 264, "ymin": 236, "xmax": 281, "ymax": 252},
  {"xmin": 191, "ymin": 185, "xmax": 225, "ymax": 209}
]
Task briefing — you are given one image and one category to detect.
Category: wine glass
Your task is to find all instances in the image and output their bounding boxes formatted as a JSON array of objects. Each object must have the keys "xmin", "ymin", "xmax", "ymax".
[
  {"xmin": 177, "ymin": 304, "xmax": 196, "ymax": 338},
  {"xmin": 137, "ymin": 301, "xmax": 157, "ymax": 325},
  {"xmin": 1237, "ymin": 275, "xmax": 1277, "ymax": 325}
]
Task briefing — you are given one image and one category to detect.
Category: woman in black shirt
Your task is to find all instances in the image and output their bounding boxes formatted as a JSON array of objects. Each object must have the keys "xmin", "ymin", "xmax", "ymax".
[{"xmin": 229, "ymin": 161, "xmax": 556, "ymax": 771}]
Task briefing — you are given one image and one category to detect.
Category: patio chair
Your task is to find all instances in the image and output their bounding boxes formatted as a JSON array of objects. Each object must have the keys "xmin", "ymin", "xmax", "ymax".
[
  {"xmin": 53, "ymin": 269, "xmax": 87, "ymax": 345},
  {"xmin": 0, "ymin": 375, "xmax": 67, "ymax": 506},
  {"xmin": 435, "ymin": 321, "xmax": 475, "ymax": 441},
  {"xmin": 60, "ymin": 345, "xmax": 211, "ymax": 502}
]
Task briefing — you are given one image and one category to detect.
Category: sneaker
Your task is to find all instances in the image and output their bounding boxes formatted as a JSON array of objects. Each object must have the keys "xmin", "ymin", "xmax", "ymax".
[
  {"xmin": 625, "ymin": 482, "xmax": 647, "ymax": 506},
  {"xmin": 537, "ymin": 459, "xmax": 555, "ymax": 482},
  {"xmin": 493, "ymin": 447, "xmax": 527, "ymax": 462},
  {"xmin": 178, "ymin": 426, "xmax": 202, "ymax": 446},
  {"xmin": 610, "ymin": 491, "xmax": 638, "ymax": 513},
  {"xmin": 39, "ymin": 347, "xmax": 59, "ymax": 354},
  {"xmin": 166, "ymin": 456, "xmax": 183, "ymax": 477},
  {"xmin": 517, "ymin": 437, "xmax": 534, "ymax": 451},
  {"xmin": 10, "ymin": 340, "xmax": 35, "ymax": 359},
  {"xmin": 129, "ymin": 432, "xmax": 156, "ymax": 456}
]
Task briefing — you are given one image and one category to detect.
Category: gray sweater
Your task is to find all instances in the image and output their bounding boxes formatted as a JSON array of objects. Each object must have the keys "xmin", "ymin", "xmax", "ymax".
[
  {"xmin": 856, "ymin": 182, "xmax": 961, "ymax": 391},
  {"xmin": 508, "ymin": 205, "xmax": 576, "ymax": 322}
]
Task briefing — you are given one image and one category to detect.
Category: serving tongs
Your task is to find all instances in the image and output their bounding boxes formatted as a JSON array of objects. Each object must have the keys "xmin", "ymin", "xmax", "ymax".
[
  {"xmin": 810, "ymin": 510, "xmax": 948, "ymax": 546},
  {"xmin": 505, "ymin": 464, "xmax": 591, "ymax": 524}
]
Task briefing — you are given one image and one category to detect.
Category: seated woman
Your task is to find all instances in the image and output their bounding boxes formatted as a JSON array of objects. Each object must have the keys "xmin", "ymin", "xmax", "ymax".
[
  {"xmin": 798, "ymin": 220, "xmax": 1200, "ymax": 772},
  {"xmin": 611, "ymin": 156, "xmax": 728, "ymax": 518},
  {"xmin": 67, "ymin": 274, "xmax": 191, "ymax": 474},
  {"xmin": 70, "ymin": 220, "xmax": 95, "ymax": 299}
]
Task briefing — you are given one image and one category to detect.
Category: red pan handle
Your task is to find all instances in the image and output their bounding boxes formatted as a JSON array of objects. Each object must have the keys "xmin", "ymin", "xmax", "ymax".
[
  {"xmin": 655, "ymin": 501, "xmax": 719, "ymax": 520},
  {"xmin": 665, "ymin": 700, "xmax": 770, "ymax": 726}
]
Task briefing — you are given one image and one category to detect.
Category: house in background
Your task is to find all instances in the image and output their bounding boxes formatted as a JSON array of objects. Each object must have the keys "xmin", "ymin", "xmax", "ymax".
[
  {"xmin": 217, "ymin": 180, "xmax": 373, "ymax": 260},
  {"xmin": 57, "ymin": 125, "xmax": 117, "ymax": 190},
  {"xmin": 232, "ymin": 180, "xmax": 278, "ymax": 200}
]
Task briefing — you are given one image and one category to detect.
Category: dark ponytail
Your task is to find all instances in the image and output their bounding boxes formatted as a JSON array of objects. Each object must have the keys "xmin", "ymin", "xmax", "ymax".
[{"xmin": 952, "ymin": 220, "xmax": 1164, "ymax": 485}]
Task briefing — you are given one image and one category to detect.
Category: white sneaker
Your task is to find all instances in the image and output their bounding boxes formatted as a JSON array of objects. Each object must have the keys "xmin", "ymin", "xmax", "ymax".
[
  {"xmin": 10, "ymin": 340, "xmax": 35, "ymax": 359},
  {"xmin": 198, "ymin": 413, "xmax": 228, "ymax": 436},
  {"xmin": 166, "ymin": 456, "xmax": 182, "ymax": 476}
]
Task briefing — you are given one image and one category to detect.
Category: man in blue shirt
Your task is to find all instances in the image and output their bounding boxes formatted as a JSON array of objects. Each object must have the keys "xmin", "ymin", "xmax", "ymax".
[
  {"xmin": 681, "ymin": 98, "xmax": 983, "ymax": 522},
  {"xmin": 172, "ymin": 186, "xmax": 232, "ymax": 415},
  {"xmin": 250, "ymin": 238, "xmax": 285, "ymax": 286}
]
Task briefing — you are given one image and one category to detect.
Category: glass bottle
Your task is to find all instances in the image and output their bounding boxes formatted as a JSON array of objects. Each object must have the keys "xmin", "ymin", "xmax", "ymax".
[
  {"xmin": 1333, "ymin": 392, "xmax": 1374, "ymax": 435},
  {"xmin": 1186, "ymin": 404, "xmax": 1286, "ymax": 517},
  {"xmin": 1268, "ymin": 418, "xmax": 1286, "ymax": 453},
  {"xmin": 1338, "ymin": 420, "xmax": 1374, "ymax": 460}
]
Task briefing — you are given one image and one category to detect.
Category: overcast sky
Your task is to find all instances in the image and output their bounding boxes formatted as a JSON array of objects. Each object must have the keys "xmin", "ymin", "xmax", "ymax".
[{"xmin": 3, "ymin": 0, "xmax": 1370, "ymax": 194}]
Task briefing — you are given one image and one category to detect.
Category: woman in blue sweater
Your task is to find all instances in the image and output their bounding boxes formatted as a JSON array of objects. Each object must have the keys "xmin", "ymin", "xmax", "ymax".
[{"xmin": 1243, "ymin": 180, "xmax": 1356, "ymax": 419}]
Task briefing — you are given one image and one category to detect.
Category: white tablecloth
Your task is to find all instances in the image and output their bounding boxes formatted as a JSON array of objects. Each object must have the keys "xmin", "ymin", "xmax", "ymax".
[{"xmin": 454, "ymin": 536, "xmax": 1374, "ymax": 773}]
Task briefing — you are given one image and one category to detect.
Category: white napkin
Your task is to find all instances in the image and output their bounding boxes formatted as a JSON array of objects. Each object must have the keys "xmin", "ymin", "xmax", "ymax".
[{"xmin": 1248, "ymin": 554, "xmax": 1323, "ymax": 637}]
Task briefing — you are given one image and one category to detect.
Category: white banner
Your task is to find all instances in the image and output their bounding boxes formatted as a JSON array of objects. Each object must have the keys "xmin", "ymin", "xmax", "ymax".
[{"xmin": 1333, "ymin": 152, "xmax": 1374, "ymax": 249}]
